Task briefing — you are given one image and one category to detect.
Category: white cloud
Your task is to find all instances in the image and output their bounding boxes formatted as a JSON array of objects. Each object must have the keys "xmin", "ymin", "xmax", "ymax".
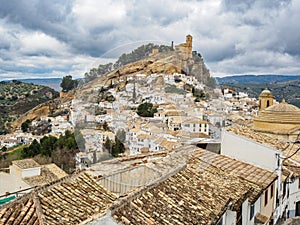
[
  {"xmin": 0, "ymin": 0, "xmax": 300, "ymax": 80},
  {"xmin": 71, "ymin": 0, "xmax": 126, "ymax": 30},
  {"xmin": 19, "ymin": 32, "xmax": 69, "ymax": 56}
]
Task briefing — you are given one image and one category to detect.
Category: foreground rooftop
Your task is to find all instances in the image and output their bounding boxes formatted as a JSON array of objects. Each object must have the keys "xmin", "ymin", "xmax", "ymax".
[{"xmin": 0, "ymin": 146, "xmax": 278, "ymax": 225}]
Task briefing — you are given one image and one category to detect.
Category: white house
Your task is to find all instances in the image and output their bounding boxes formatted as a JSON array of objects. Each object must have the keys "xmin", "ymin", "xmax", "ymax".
[
  {"xmin": 182, "ymin": 117, "xmax": 209, "ymax": 135},
  {"xmin": 221, "ymin": 126, "xmax": 300, "ymax": 223},
  {"xmin": 10, "ymin": 159, "xmax": 41, "ymax": 179}
]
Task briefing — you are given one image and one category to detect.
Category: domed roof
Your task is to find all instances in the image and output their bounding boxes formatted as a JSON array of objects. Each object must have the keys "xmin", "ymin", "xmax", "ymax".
[
  {"xmin": 259, "ymin": 88, "xmax": 274, "ymax": 98},
  {"xmin": 265, "ymin": 99, "xmax": 300, "ymax": 113}
]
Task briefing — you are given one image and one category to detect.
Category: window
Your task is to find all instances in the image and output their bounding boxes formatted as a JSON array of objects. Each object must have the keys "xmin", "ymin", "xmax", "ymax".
[
  {"xmin": 270, "ymin": 184, "xmax": 274, "ymax": 198},
  {"xmin": 276, "ymin": 189, "xmax": 279, "ymax": 208},
  {"xmin": 250, "ymin": 204, "xmax": 255, "ymax": 220},
  {"xmin": 264, "ymin": 189, "xmax": 268, "ymax": 206}
]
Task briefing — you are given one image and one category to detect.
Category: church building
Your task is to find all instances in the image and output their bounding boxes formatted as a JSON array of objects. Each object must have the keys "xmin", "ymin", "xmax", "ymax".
[{"xmin": 253, "ymin": 88, "xmax": 300, "ymax": 140}]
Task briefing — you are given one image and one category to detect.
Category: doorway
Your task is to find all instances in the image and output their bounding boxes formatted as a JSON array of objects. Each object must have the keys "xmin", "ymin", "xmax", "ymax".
[{"xmin": 296, "ymin": 201, "xmax": 300, "ymax": 216}]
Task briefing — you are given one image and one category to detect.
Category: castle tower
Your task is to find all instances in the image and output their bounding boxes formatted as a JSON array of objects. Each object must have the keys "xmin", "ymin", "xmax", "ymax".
[
  {"xmin": 258, "ymin": 87, "xmax": 274, "ymax": 110},
  {"xmin": 186, "ymin": 34, "xmax": 192, "ymax": 54}
]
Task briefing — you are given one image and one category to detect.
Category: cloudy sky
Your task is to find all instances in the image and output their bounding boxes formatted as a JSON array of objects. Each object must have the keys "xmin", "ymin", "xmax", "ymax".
[{"xmin": 0, "ymin": 0, "xmax": 300, "ymax": 79}]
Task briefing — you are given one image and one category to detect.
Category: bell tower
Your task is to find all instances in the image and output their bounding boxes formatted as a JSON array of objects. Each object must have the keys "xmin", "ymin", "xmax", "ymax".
[{"xmin": 259, "ymin": 87, "xmax": 274, "ymax": 110}]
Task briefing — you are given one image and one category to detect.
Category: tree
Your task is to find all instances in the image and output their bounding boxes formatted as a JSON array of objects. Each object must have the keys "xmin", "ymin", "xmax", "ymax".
[
  {"xmin": 84, "ymin": 68, "xmax": 98, "ymax": 82},
  {"xmin": 103, "ymin": 137, "xmax": 112, "ymax": 153},
  {"xmin": 22, "ymin": 139, "xmax": 41, "ymax": 158},
  {"xmin": 40, "ymin": 136, "xmax": 58, "ymax": 157},
  {"xmin": 192, "ymin": 87, "xmax": 206, "ymax": 100},
  {"xmin": 60, "ymin": 75, "xmax": 78, "ymax": 92},
  {"xmin": 105, "ymin": 94, "xmax": 115, "ymax": 103},
  {"xmin": 98, "ymin": 63, "xmax": 113, "ymax": 75},
  {"xmin": 21, "ymin": 119, "xmax": 31, "ymax": 132},
  {"xmin": 102, "ymin": 121, "xmax": 110, "ymax": 131},
  {"xmin": 111, "ymin": 136, "xmax": 125, "ymax": 157},
  {"xmin": 137, "ymin": 102, "xmax": 157, "ymax": 117},
  {"xmin": 1, "ymin": 146, "xmax": 7, "ymax": 152}
]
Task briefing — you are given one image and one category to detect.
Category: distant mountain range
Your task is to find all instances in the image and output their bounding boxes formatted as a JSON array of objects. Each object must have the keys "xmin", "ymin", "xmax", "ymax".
[
  {"xmin": 216, "ymin": 75, "xmax": 300, "ymax": 84},
  {"xmin": 17, "ymin": 78, "xmax": 63, "ymax": 91},
  {"xmin": 216, "ymin": 75, "xmax": 300, "ymax": 107}
]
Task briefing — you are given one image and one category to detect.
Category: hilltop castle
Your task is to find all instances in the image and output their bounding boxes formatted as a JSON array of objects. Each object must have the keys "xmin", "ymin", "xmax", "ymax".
[{"xmin": 175, "ymin": 34, "xmax": 193, "ymax": 60}]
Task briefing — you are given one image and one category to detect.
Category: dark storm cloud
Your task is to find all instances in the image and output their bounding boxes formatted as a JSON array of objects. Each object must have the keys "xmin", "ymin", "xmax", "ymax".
[
  {"xmin": 222, "ymin": 0, "xmax": 291, "ymax": 12},
  {"xmin": 0, "ymin": 0, "xmax": 72, "ymax": 33},
  {"xmin": 0, "ymin": 0, "xmax": 300, "ymax": 79},
  {"xmin": 126, "ymin": 0, "xmax": 191, "ymax": 26}
]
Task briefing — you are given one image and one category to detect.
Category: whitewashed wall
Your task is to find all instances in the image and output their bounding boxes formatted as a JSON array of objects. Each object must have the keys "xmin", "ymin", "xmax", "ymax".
[{"xmin": 221, "ymin": 131, "xmax": 280, "ymax": 171}]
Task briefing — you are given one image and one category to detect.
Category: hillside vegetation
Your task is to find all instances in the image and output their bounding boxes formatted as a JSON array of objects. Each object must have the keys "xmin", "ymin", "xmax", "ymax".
[
  {"xmin": 0, "ymin": 80, "xmax": 59, "ymax": 134},
  {"xmin": 0, "ymin": 130, "xmax": 82, "ymax": 173},
  {"xmin": 84, "ymin": 43, "xmax": 173, "ymax": 82},
  {"xmin": 216, "ymin": 75, "xmax": 300, "ymax": 84}
]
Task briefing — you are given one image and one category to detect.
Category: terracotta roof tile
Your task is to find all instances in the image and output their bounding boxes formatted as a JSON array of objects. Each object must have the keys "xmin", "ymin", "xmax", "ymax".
[
  {"xmin": 0, "ymin": 172, "xmax": 117, "ymax": 225},
  {"xmin": 24, "ymin": 164, "xmax": 68, "ymax": 187},
  {"xmin": 111, "ymin": 149, "xmax": 262, "ymax": 224},
  {"xmin": 193, "ymin": 149, "xmax": 277, "ymax": 190},
  {"xmin": 0, "ymin": 194, "xmax": 39, "ymax": 225},
  {"xmin": 12, "ymin": 159, "xmax": 40, "ymax": 169}
]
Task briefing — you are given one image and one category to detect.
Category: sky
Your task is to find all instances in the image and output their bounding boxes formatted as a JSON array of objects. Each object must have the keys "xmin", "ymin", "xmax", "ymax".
[{"xmin": 0, "ymin": 0, "xmax": 300, "ymax": 80}]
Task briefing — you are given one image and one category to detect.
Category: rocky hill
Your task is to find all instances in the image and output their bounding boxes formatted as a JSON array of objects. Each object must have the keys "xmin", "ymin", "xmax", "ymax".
[
  {"xmin": 81, "ymin": 50, "xmax": 213, "ymax": 95},
  {"xmin": 6, "ymin": 37, "xmax": 213, "ymax": 132},
  {"xmin": 83, "ymin": 41, "xmax": 212, "ymax": 86},
  {"xmin": 0, "ymin": 80, "xmax": 59, "ymax": 133}
]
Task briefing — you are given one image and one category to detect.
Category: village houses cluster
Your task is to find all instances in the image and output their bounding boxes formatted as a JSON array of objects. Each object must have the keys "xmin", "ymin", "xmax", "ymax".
[
  {"xmin": 70, "ymin": 72, "xmax": 216, "ymax": 168},
  {"xmin": 1, "ymin": 35, "xmax": 300, "ymax": 224}
]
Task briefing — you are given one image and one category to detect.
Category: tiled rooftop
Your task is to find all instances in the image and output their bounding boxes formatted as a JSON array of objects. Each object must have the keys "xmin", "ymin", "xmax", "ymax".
[
  {"xmin": 193, "ymin": 149, "xmax": 277, "ymax": 190},
  {"xmin": 111, "ymin": 150, "xmax": 260, "ymax": 225},
  {"xmin": 12, "ymin": 159, "xmax": 40, "ymax": 169},
  {"xmin": 283, "ymin": 160, "xmax": 300, "ymax": 177},
  {"xmin": 24, "ymin": 164, "xmax": 68, "ymax": 187},
  {"xmin": 0, "ymin": 145, "xmax": 279, "ymax": 224},
  {"xmin": 0, "ymin": 172, "xmax": 117, "ymax": 225},
  {"xmin": 0, "ymin": 193, "xmax": 39, "ymax": 225},
  {"xmin": 183, "ymin": 117, "xmax": 209, "ymax": 124}
]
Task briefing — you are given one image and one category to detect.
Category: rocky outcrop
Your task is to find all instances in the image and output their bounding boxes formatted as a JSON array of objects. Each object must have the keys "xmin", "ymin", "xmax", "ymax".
[
  {"xmin": 86, "ymin": 51, "xmax": 211, "ymax": 89},
  {"xmin": 10, "ymin": 100, "xmax": 58, "ymax": 130}
]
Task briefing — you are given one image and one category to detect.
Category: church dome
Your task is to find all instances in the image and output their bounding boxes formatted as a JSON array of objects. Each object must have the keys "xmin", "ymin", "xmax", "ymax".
[
  {"xmin": 259, "ymin": 88, "xmax": 274, "ymax": 98},
  {"xmin": 254, "ymin": 99, "xmax": 300, "ymax": 134},
  {"xmin": 265, "ymin": 100, "xmax": 300, "ymax": 113},
  {"xmin": 254, "ymin": 91, "xmax": 300, "ymax": 140}
]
